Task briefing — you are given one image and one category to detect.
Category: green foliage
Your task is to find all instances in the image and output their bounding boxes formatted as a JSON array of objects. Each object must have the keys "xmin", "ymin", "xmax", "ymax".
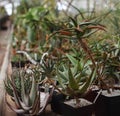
[
  {"xmin": 57, "ymin": 54, "xmax": 96, "ymax": 99},
  {"xmin": 8, "ymin": 0, "xmax": 120, "ymax": 109},
  {"xmin": 5, "ymin": 65, "xmax": 53, "ymax": 115},
  {"xmin": 40, "ymin": 58, "xmax": 56, "ymax": 79}
]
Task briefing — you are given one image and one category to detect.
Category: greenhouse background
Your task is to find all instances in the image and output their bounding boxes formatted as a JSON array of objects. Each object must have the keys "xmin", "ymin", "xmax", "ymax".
[
  {"xmin": 0, "ymin": 0, "xmax": 120, "ymax": 116},
  {"xmin": 0, "ymin": 0, "xmax": 118, "ymax": 15}
]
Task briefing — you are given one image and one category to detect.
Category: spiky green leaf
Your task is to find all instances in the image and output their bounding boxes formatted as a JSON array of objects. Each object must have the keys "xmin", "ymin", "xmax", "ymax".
[
  {"xmin": 66, "ymin": 53, "xmax": 78, "ymax": 66},
  {"xmin": 68, "ymin": 67, "xmax": 79, "ymax": 90},
  {"xmin": 79, "ymin": 67, "xmax": 97, "ymax": 94}
]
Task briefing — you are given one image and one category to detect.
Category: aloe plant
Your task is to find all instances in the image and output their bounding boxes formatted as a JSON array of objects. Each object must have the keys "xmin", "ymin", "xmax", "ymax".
[
  {"xmin": 5, "ymin": 66, "xmax": 54, "ymax": 115},
  {"xmin": 47, "ymin": 12, "xmax": 114, "ymax": 92},
  {"xmin": 56, "ymin": 54, "xmax": 97, "ymax": 106},
  {"xmin": 99, "ymin": 38, "xmax": 120, "ymax": 86}
]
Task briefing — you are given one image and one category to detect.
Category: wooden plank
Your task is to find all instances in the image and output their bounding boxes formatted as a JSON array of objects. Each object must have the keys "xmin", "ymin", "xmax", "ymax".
[{"xmin": 0, "ymin": 28, "xmax": 13, "ymax": 116}]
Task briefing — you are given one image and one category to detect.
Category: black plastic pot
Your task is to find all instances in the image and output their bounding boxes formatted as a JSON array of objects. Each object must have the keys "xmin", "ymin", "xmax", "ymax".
[
  {"xmin": 61, "ymin": 99, "xmax": 95, "ymax": 116},
  {"xmin": 95, "ymin": 91, "xmax": 120, "ymax": 116},
  {"xmin": 51, "ymin": 91, "xmax": 66, "ymax": 114},
  {"xmin": 17, "ymin": 113, "xmax": 25, "ymax": 116},
  {"xmin": 83, "ymin": 89, "xmax": 98, "ymax": 102}
]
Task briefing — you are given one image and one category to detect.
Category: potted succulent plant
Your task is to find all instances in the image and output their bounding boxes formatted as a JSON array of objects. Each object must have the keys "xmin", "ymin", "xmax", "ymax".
[
  {"xmin": 50, "ymin": 53, "xmax": 97, "ymax": 116},
  {"xmin": 5, "ymin": 65, "xmax": 54, "ymax": 116},
  {"xmin": 46, "ymin": 13, "xmax": 107, "ymax": 115},
  {"xmin": 9, "ymin": 2, "xmax": 120, "ymax": 115},
  {"xmin": 93, "ymin": 37, "xmax": 120, "ymax": 116}
]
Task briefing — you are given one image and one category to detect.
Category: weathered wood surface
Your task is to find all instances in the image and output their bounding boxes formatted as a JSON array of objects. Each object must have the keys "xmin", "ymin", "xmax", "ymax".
[{"xmin": 0, "ymin": 28, "xmax": 16, "ymax": 116}]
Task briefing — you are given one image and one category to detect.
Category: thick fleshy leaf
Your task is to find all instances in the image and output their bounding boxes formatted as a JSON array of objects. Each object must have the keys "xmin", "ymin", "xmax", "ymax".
[
  {"xmin": 79, "ymin": 67, "xmax": 97, "ymax": 94},
  {"xmin": 66, "ymin": 53, "xmax": 78, "ymax": 66},
  {"xmin": 57, "ymin": 72, "xmax": 66, "ymax": 89},
  {"xmin": 30, "ymin": 91, "xmax": 40, "ymax": 115},
  {"xmin": 38, "ymin": 93, "xmax": 50, "ymax": 115},
  {"xmin": 79, "ymin": 22, "xmax": 96, "ymax": 26},
  {"xmin": 30, "ymin": 77, "xmax": 37, "ymax": 105},
  {"xmin": 82, "ymin": 30, "xmax": 98, "ymax": 38},
  {"xmin": 71, "ymin": 64, "xmax": 78, "ymax": 76},
  {"xmin": 21, "ymin": 75, "xmax": 30, "ymax": 107},
  {"xmin": 10, "ymin": 80, "xmax": 23, "ymax": 109},
  {"xmin": 75, "ymin": 72, "xmax": 83, "ymax": 83},
  {"xmin": 69, "ymin": 16, "xmax": 77, "ymax": 27},
  {"xmin": 57, "ymin": 69, "xmax": 68, "ymax": 82},
  {"xmin": 6, "ymin": 78, "xmax": 31, "ymax": 111},
  {"xmin": 68, "ymin": 67, "xmax": 79, "ymax": 90}
]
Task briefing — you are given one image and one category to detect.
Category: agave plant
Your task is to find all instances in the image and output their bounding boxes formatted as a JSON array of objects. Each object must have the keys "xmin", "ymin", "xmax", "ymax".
[{"xmin": 5, "ymin": 66, "xmax": 54, "ymax": 116}]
